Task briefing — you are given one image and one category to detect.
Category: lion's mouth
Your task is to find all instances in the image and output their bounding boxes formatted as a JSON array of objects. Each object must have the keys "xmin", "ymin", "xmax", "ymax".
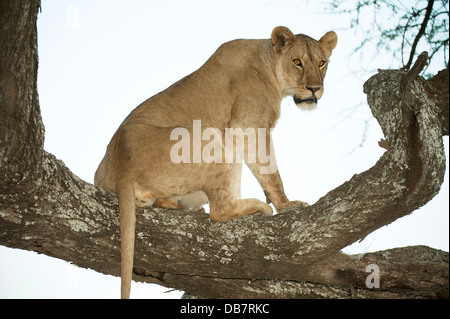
[{"xmin": 293, "ymin": 95, "xmax": 318, "ymax": 105}]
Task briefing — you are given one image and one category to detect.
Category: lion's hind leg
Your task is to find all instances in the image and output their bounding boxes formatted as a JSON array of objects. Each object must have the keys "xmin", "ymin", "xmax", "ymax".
[
  {"xmin": 207, "ymin": 189, "xmax": 272, "ymax": 222},
  {"xmin": 154, "ymin": 197, "xmax": 184, "ymax": 209},
  {"xmin": 152, "ymin": 191, "xmax": 209, "ymax": 210}
]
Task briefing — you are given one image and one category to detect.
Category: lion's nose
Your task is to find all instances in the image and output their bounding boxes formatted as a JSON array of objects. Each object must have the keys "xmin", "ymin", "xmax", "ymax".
[{"xmin": 306, "ymin": 86, "xmax": 321, "ymax": 94}]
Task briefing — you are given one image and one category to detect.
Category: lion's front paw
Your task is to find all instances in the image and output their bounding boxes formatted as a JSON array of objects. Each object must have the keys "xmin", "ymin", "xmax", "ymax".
[{"xmin": 277, "ymin": 200, "xmax": 309, "ymax": 213}]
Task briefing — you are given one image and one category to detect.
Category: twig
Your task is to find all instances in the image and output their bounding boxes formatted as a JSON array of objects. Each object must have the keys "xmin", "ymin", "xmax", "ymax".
[
  {"xmin": 402, "ymin": 51, "xmax": 429, "ymax": 84},
  {"xmin": 399, "ymin": 51, "xmax": 429, "ymax": 112},
  {"xmin": 404, "ymin": 0, "xmax": 435, "ymax": 70}
]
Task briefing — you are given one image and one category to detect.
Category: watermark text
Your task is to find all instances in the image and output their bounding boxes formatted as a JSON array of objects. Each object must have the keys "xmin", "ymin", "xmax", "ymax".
[{"xmin": 170, "ymin": 120, "xmax": 277, "ymax": 174}]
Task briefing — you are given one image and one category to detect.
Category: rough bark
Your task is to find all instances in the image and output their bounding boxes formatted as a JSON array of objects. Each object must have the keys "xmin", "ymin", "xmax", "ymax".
[
  {"xmin": 0, "ymin": 0, "xmax": 44, "ymax": 185},
  {"xmin": 0, "ymin": 0, "xmax": 448, "ymax": 299}
]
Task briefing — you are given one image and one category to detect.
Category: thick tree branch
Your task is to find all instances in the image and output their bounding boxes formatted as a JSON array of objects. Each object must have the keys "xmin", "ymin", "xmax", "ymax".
[
  {"xmin": 0, "ymin": 0, "xmax": 44, "ymax": 185},
  {"xmin": 0, "ymin": 0, "xmax": 448, "ymax": 298},
  {"xmin": 423, "ymin": 67, "xmax": 449, "ymax": 136}
]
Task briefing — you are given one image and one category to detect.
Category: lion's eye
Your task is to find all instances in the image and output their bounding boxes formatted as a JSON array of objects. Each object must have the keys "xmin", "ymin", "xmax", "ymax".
[
  {"xmin": 318, "ymin": 60, "xmax": 326, "ymax": 67},
  {"xmin": 293, "ymin": 59, "xmax": 302, "ymax": 67}
]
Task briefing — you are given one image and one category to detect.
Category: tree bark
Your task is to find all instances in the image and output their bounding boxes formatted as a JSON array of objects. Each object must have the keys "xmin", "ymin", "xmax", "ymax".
[
  {"xmin": 0, "ymin": 0, "xmax": 448, "ymax": 299},
  {"xmin": 0, "ymin": 0, "xmax": 44, "ymax": 185}
]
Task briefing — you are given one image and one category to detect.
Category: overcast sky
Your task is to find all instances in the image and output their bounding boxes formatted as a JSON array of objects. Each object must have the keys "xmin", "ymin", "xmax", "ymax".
[{"xmin": 1, "ymin": 0, "xmax": 448, "ymax": 299}]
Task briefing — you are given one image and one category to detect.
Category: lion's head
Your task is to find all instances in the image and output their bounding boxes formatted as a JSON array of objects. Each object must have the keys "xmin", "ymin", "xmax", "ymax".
[{"xmin": 271, "ymin": 26, "xmax": 337, "ymax": 110}]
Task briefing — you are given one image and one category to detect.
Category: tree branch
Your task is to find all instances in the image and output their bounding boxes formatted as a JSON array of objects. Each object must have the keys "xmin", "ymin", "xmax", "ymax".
[
  {"xmin": 404, "ymin": 0, "xmax": 435, "ymax": 70},
  {"xmin": 0, "ymin": 0, "xmax": 44, "ymax": 185}
]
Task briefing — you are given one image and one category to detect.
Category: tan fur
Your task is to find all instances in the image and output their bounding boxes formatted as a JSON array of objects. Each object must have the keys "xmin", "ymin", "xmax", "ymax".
[{"xmin": 94, "ymin": 26, "xmax": 337, "ymax": 298}]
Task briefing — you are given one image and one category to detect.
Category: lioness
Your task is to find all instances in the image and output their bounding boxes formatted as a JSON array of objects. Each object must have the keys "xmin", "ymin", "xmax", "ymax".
[{"xmin": 95, "ymin": 26, "xmax": 337, "ymax": 298}]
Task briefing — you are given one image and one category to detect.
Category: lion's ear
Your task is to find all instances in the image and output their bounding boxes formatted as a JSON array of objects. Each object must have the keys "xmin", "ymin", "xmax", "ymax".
[
  {"xmin": 271, "ymin": 26, "xmax": 295, "ymax": 54},
  {"xmin": 318, "ymin": 31, "xmax": 338, "ymax": 58}
]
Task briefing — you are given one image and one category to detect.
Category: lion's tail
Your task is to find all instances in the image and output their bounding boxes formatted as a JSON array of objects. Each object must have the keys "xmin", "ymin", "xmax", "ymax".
[{"xmin": 117, "ymin": 182, "xmax": 136, "ymax": 299}]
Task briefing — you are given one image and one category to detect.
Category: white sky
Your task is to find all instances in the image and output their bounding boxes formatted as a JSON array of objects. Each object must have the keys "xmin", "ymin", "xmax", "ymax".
[{"xmin": 0, "ymin": 0, "xmax": 448, "ymax": 299}]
